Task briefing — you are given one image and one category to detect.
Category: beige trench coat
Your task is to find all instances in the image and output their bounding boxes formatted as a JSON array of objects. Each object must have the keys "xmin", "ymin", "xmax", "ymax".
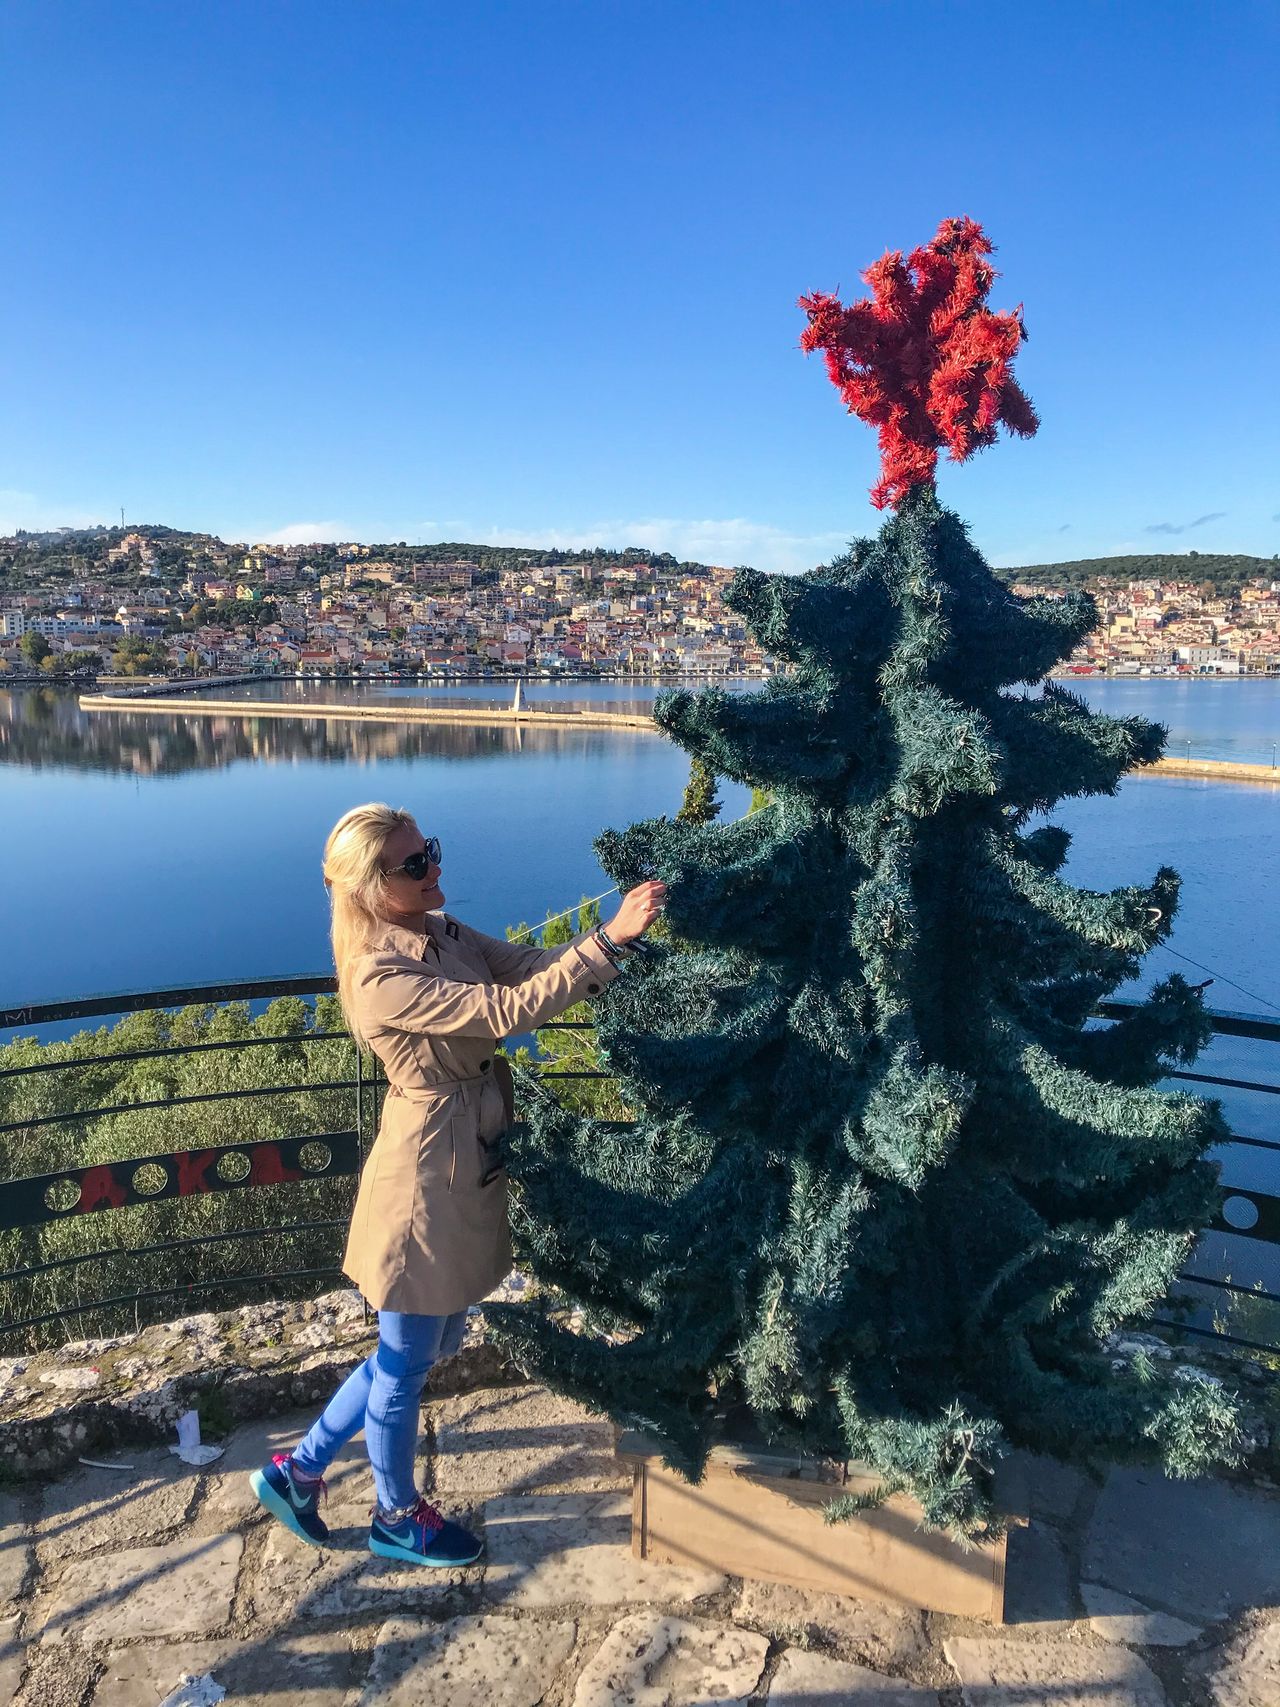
[{"xmin": 342, "ymin": 914, "xmax": 621, "ymax": 1315}]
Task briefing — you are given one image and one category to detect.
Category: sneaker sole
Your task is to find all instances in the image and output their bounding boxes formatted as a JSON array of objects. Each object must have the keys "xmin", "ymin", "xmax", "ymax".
[
  {"xmin": 248, "ymin": 1468, "xmax": 328, "ymax": 1548},
  {"xmin": 368, "ymin": 1536, "xmax": 483, "ymax": 1568}
]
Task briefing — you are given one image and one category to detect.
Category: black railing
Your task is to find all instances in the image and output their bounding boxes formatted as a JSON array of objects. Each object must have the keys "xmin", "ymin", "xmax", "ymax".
[
  {"xmin": 0, "ymin": 977, "xmax": 363, "ymax": 1339},
  {"xmin": 0, "ymin": 983, "xmax": 1276, "ymax": 1355},
  {"xmin": 1094, "ymin": 1001, "xmax": 1280, "ymax": 1356}
]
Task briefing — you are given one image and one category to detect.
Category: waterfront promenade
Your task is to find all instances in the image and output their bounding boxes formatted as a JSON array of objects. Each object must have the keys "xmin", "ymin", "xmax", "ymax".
[
  {"xmin": 79, "ymin": 691, "xmax": 1280, "ymax": 782},
  {"xmin": 79, "ymin": 691, "xmax": 657, "ymax": 734}
]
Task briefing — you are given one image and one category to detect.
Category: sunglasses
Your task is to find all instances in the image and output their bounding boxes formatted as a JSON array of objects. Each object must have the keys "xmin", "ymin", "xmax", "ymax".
[{"xmin": 385, "ymin": 836, "xmax": 441, "ymax": 880}]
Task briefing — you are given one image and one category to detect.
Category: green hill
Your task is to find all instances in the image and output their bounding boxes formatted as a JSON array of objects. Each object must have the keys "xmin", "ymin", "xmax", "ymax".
[
  {"xmin": 3, "ymin": 526, "xmax": 1277, "ymax": 597},
  {"xmin": 0, "ymin": 526, "xmax": 719, "ymax": 584},
  {"xmin": 997, "ymin": 552, "xmax": 1277, "ymax": 596}
]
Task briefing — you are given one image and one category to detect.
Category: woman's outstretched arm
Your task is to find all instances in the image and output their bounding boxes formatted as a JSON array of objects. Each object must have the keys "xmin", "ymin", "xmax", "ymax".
[{"xmin": 354, "ymin": 931, "xmax": 620, "ymax": 1040}]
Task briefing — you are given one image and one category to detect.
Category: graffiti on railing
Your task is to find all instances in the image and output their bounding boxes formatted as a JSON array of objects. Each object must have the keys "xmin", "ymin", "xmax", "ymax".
[{"xmin": 0, "ymin": 1132, "xmax": 360, "ymax": 1230}]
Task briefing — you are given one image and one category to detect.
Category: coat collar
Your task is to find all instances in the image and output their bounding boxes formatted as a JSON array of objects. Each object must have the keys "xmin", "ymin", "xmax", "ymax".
[{"xmin": 371, "ymin": 910, "xmax": 449, "ymax": 960}]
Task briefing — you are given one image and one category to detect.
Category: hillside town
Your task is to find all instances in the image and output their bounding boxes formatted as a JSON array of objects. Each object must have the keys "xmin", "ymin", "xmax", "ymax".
[
  {"xmin": 0, "ymin": 532, "xmax": 768, "ymax": 680},
  {"xmin": 1023, "ymin": 575, "xmax": 1280, "ymax": 678},
  {"xmin": 1, "ymin": 528, "xmax": 1279, "ymax": 681}
]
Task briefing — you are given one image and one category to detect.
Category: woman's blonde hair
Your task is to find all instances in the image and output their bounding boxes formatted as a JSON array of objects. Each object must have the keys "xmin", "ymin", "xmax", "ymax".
[{"xmin": 323, "ymin": 802, "xmax": 417, "ymax": 1048}]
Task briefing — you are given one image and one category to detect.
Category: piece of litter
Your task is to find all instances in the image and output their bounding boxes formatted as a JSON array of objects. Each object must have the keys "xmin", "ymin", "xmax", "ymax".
[
  {"xmin": 175, "ymin": 1409, "xmax": 202, "ymax": 1449},
  {"xmin": 169, "ymin": 1441, "xmax": 224, "ymax": 1465},
  {"xmin": 158, "ymin": 1672, "xmax": 226, "ymax": 1707},
  {"xmin": 78, "ymin": 1456, "xmax": 134, "ymax": 1471},
  {"xmin": 169, "ymin": 1409, "xmax": 224, "ymax": 1466}
]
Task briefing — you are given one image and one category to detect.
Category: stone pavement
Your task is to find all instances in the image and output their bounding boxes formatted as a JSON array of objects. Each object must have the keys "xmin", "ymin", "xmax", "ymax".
[{"xmin": 0, "ymin": 1380, "xmax": 1277, "ymax": 1706}]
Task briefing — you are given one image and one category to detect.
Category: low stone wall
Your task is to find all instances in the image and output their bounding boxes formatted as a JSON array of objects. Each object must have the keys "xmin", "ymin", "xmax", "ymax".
[{"xmin": 0, "ymin": 1287, "xmax": 521, "ymax": 1478}]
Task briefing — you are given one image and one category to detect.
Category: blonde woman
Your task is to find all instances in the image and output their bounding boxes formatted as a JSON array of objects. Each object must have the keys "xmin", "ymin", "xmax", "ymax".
[{"xmin": 250, "ymin": 803, "xmax": 665, "ymax": 1567}]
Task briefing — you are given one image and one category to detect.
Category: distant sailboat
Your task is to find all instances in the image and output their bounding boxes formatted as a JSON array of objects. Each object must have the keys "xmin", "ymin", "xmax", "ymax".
[{"xmin": 512, "ymin": 679, "xmax": 524, "ymax": 715}]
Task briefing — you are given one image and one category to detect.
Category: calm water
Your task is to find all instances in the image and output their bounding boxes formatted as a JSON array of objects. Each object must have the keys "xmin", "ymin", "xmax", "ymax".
[
  {"xmin": 1, "ymin": 675, "xmax": 1277, "ymax": 1307},
  {"xmin": 209, "ymin": 676, "xmax": 720, "ymax": 718},
  {"xmin": 1053, "ymin": 675, "xmax": 1280, "ymax": 767},
  {"xmin": 1, "ymin": 676, "xmax": 1276, "ymax": 1014},
  {"xmin": 214, "ymin": 672, "xmax": 1280, "ymax": 764},
  {"xmin": 0, "ymin": 681, "xmax": 751, "ymax": 1008}
]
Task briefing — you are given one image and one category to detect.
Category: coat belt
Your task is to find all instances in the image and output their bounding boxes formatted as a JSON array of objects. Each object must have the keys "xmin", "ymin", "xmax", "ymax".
[
  {"xmin": 386, "ymin": 1070, "xmax": 490, "ymax": 1101},
  {"xmin": 383, "ymin": 1060, "xmax": 515, "ymax": 1190}
]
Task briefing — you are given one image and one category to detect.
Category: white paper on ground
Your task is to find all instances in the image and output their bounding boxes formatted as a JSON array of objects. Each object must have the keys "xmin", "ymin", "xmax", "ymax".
[
  {"xmin": 169, "ymin": 1410, "xmax": 224, "ymax": 1465},
  {"xmin": 168, "ymin": 1441, "xmax": 224, "ymax": 1465},
  {"xmin": 158, "ymin": 1672, "xmax": 227, "ymax": 1707}
]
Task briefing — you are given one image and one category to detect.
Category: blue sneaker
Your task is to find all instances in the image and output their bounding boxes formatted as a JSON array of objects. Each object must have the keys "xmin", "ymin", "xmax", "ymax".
[
  {"xmin": 249, "ymin": 1452, "xmax": 330, "ymax": 1546},
  {"xmin": 369, "ymin": 1496, "xmax": 483, "ymax": 1568}
]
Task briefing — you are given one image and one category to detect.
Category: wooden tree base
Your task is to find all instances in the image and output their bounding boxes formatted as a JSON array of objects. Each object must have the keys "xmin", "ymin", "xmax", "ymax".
[{"xmin": 616, "ymin": 1432, "xmax": 1028, "ymax": 1623}]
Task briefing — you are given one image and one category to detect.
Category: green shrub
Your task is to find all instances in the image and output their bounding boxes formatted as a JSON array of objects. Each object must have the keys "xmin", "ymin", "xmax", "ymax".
[{"xmin": 0, "ymin": 996, "xmax": 360, "ymax": 1350}]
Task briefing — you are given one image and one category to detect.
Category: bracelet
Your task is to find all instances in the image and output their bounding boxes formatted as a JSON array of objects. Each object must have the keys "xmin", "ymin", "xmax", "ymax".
[{"xmin": 594, "ymin": 926, "xmax": 631, "ymax": 964}]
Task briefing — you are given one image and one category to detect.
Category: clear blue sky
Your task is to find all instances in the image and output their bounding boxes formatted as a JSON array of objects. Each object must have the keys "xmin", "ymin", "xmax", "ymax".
[{"xmin": 2, "ymin": 1, "xmax": 1277, "ymax": 572}]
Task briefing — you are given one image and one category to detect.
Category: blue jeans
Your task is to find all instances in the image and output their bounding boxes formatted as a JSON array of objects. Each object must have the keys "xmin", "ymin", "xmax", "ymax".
[{"xmin": 291, "ymin": 1308, "xmax": 468, "ymax": 1513}]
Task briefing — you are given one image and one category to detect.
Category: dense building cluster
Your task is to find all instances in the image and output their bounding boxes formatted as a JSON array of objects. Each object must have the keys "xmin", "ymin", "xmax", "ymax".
[
  {"xmin": 1016, "ymin": 576, "xmax": 1280, "ymax": 677},
  {"xmin": 0, "ymin": 531, "xmax": 767, "ymax": 679},
  {"xmin": 1, "ymin": 527, "xmax": 1278, "ymax": 680}
]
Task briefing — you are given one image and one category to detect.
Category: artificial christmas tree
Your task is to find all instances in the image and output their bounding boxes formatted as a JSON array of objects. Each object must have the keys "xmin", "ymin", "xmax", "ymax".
[{"xmin": 487, "ymin": 217, "xmax": 1241, "ymax": 1538}]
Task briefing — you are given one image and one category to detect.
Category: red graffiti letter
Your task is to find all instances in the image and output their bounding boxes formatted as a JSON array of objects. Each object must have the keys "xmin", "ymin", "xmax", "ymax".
[
  {"xmin": 249, "ymin": 1144, "xmax": 302, "ymax": 1187},
  {"xmin": 75, "ymin": 1165, "xmax": 129, "ymax": 1214},
  {"xmin": 175, "ymin": 1150, "xmax": 218, "ymax": 1196}
]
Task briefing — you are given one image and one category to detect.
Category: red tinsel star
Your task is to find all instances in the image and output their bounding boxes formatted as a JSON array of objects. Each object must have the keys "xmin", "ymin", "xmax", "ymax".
[{"xmin": 799, "ymin": 216, "xmax": 1039, "ymax": 509}]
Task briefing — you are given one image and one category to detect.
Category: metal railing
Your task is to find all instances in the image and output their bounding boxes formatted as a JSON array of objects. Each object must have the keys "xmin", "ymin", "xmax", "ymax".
[
  {"xmin": 1094, "ymin": 1000, "xmax": 1280, "ymax": 1355},
  {"xmin": 0, "ymin": 977, "xmax": 362, "ymax": 1340},
  {"xmin": 0, "ymin": 984, "xmax": 1276, "ymax": 1354}
]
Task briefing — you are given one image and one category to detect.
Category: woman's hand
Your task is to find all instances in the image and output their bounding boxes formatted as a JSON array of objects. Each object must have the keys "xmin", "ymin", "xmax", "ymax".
[{"xmin": 606, "ymin": 881, "xmax": 667, "ymax": 945}]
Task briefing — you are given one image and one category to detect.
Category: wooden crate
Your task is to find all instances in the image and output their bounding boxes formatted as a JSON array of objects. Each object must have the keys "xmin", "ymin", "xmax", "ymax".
[{"xmin": 616, "ymin": 1432, "xmax": 1027, "ymax": 1623}]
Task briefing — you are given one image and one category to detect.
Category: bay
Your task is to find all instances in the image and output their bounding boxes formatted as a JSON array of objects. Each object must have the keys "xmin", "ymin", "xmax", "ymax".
[
  {"xmin": 0, "ymin": 676, "xmax": 1276, "ymax": 1017},
  {"xmin": 0, "ymin": 680, "xmax": 751, "ymax": 1008}
]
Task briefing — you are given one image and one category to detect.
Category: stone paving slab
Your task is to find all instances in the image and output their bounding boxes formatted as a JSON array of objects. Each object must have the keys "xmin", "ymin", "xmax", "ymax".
[
  {"xmin": 1081, "ymin": 1581, "xmax": 1204, "ymax": 1646},
  {"xmin": 1083, "ymin": 1467, "xmax": 1280, "ymax": 1622},
  {"xmin": 92, "ymin": 1631, "xmax": 364, "ymax": 1706},
  {"xmin": 1007, "ymin": 1450, "xmax": 1091, "ymax": 1524},
  {"xmin": 354, "ymin": 1613, "xmax": 577, "ymax": 1706},
  {"xmin": 482, "ymin": 1492, "xmax": 725, "ymax": 1609},
  {"xmin": 35, "ymin": 1446, "xmax": 198, "ymax": 1563},
  {"xmin": 1195, "ymin": 1618, "xmax": 1280, "ymax": 1707},
  {"xmin": 201, "ymin": 1412, "xmax": 381, "ymax": 1525},
  {"xmin": 734, "ymin": 1578, "xmax": 926, "ymax": 1673},
  {"xmin": 0, "ymin": 1613, "xmax": 25, "ymax": 1704},
  {"xmin": 246, "ymin": 1507, "xmax": 478, "ymax": 1624},
  {"xmin": 1001, "ymin": 1520, "xmax": 1074, "ymax": 1626},
  {"xmin": 0, "ymin": 1492, "xmax": 32, "ymax": 1610},
  {"xmin": 36, "ymin": 1533, "xmax": 242, "ymax": 1646},
  {"xmin": 944, "ymin": 1636, "xmax": 1168, "ymax": 1705},
  {"xmin": 768, "ymin": 1648, "xmax": 939, "ymax": 1704},
  {"xmin": 430, "ymin": 1385, "xmax": 625, "ymax": 1497},
  {"xmin": 6, "ymin": 1366, "xmax": 1280, "ymax": 1707},
  {"xmin": 571, "ymin": 1612, "xmax": 769, "ymax": 1707},
  {"xmin": 13, "ymin": 1635, "xmax": 99, "ymax": 1707}
]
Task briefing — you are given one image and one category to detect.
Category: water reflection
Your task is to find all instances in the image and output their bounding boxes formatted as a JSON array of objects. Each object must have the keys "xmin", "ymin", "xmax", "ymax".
[{"xmin": 0, "ymin": 688, "xmax": 649, "ymax": 776}]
